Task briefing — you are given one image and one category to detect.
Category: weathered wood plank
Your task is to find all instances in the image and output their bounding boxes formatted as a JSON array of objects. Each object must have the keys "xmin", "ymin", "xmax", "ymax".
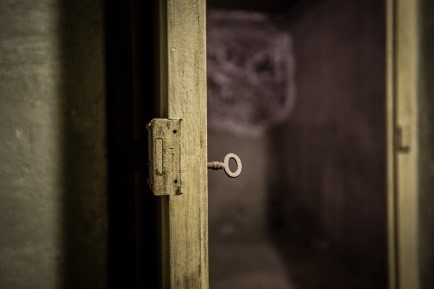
[
  {"xmin": 388, "ymin": 0, "xmax": 420, "ymax": 288},
  {"xmin": 157, "ymin": 0, "xmax": 208, "ymax": 288}
]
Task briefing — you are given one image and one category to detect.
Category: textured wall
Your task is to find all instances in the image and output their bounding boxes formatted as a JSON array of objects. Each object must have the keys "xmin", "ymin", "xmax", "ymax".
[
  {"xmin": 207, "ymin": 11, "xmax": 295, "ymax": 135},
  {"xmin": 0, "ymin": 0, "xmax": 107, "ymax": 288}
]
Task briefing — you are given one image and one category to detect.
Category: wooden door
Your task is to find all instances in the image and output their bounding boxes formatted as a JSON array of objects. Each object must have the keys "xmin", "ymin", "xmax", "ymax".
[
  {"xmin": 387, "ymin": 0, "xmax": 420, "ymax": 288},
  {"xmin": 155, "ymin": 0, "xmax": 208, "ymax": 288},
  {"xmin": 151, "ymin": 1, "xmax": 423, "ymax": 289}
]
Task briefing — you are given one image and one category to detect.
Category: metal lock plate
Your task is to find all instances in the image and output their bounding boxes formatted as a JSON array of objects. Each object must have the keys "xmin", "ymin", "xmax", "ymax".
[{"xmin": 147, "ymin": 118, "xmax": 182, "ymax": 196}]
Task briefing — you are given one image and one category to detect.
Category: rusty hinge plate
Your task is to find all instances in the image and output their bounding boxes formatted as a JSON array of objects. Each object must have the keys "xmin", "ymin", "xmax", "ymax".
[{"xmin": 147, "ymin": 118, "xmax": 182, "ymax": 196}]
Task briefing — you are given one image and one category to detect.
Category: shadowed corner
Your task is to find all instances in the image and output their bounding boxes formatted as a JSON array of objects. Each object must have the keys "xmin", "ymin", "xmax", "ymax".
[
  {"xmin": 57, "ymin": 0, "xmax": 108, "ymax": 288},
  {"xmin": 104, "ymin": 0, "xmax": 159, "ymax": 288},
  {"xmin": 57, "ymin": 0, "xmax": 159, "ymax": 287},
  {"xmin": 103, "ymin": 0, "xmax": 136, "ymax": 287}
]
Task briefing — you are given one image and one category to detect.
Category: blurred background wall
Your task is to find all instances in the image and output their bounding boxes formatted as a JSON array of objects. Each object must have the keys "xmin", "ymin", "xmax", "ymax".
[{"xmin": 0, "ymin": 0, "xmax": 107, "ymax": 288}]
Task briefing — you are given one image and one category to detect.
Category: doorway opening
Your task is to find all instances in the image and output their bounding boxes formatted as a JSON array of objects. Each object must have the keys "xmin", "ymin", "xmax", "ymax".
[{"xmin": 207, "ymin": 1, "xmax": 387, "ymax": 288}]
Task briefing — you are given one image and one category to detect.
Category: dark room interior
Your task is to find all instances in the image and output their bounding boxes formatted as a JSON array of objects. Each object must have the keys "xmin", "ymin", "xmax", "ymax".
[{"xmin": 207, "ymin": 0, "xmax": 386, "ymax": 288}]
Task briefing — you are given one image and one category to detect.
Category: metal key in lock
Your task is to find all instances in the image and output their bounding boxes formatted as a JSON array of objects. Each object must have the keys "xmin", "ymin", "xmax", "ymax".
[
  {"xmin": 147, "ymin": 119, "xmax": 242, "ymax": 196},
  {"xmin": 208, "ymin": 153, "xmax": 242, "ymax": 178}
]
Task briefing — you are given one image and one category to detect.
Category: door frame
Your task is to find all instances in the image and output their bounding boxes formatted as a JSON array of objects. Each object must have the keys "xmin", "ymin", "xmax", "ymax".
[
  {"xmin": 155, "ymin": 0, "xmax": 209, "ymax": 288},
  {"xmin": 387, "ymin": 0, "xmax": 420, "ymax": 288},
  {"xmin": 152, "ymin": 0, "xmax": 423, "ymax": 288}
]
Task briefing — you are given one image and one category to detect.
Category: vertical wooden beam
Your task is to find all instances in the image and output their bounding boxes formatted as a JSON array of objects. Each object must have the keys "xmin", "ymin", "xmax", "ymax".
[
  {"xmin": 157, "ymin": 0, "xmax": 208, "ymax": 288},
  {"xmin": 388, "ymin": 0, "xmax": 420, "ymax": 288},
  {"xmin": 396, "ymin": 1, "xmax": 420, "ymax": 287},
  {"xmin": 386, "ymin": 1, "xmax": 397, "ymax": 288}
]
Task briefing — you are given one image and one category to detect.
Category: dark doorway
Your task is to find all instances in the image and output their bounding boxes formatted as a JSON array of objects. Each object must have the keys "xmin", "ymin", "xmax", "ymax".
[{"xmin": 207, "ymin": 1, "xmax": 387, "ymax": 288}]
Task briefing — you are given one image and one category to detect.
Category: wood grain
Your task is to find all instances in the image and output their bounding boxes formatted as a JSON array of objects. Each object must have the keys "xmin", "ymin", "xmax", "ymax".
[
  {"xmin": 387, "ymin": 0, "xmax": 420, "ymax": 288},
  {"xmin": 157, "ymin": 0, "xmax": 208, "ymax": 288}
]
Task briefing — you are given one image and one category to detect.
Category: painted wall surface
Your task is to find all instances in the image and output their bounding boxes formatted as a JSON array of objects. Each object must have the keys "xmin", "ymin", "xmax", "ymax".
[{"xmin": 0, "ymin": 1, "xmax": 107, "ymax": 288}]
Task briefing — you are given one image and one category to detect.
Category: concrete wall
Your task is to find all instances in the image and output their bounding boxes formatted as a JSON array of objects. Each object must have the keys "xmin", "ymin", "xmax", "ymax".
[{"xmin": 0, "ymin": 1, "xmax": 107, "ymax": 288}]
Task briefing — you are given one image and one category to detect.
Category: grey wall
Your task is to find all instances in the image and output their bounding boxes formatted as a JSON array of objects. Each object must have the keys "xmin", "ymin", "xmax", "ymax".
[{"xmin": 0, "ymin": 0, "xmax": 107, "ymax": 288}]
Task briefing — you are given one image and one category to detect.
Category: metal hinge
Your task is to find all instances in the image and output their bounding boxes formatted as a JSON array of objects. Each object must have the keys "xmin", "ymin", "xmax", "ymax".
[
  {"xmin": 146, "ymin": 118, "xmax": 182, "ymax": 196},
  {"xmin": 396, "ymin": 124, "xmax": 411, "ymax": 153}
]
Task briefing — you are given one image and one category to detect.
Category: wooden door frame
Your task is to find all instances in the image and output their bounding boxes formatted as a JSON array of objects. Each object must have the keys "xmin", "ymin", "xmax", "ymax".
[
  {"xmin": 151, "ymin": 1, "xmax": 425, "ymax": 288},
  {"xmin": 387, "ymin": 0, "xmax": 420, "ymax": 288},
  {"xmin": 156, "ymin": 0, "xmax": 209, "ymax": 288}
]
